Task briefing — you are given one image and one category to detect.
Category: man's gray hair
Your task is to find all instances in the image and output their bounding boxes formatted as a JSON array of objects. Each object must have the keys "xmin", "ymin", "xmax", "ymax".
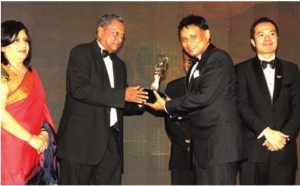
[{"xmin": 96, "ymin": 14, "xmax": 124, "ymax": 31}]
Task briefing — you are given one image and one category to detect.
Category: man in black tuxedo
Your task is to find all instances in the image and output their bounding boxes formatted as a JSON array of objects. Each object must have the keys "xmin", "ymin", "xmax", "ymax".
[
  {"xmin": 235, "ymin": 17, "xmax": 300, "ymax": 185},
  {"xmin": 164, "ymin": 51, "xmax": 194, "ymax": 185},
  {"xmin": 146, "ymin": 15, "xmax": 245, "ymax": 184},
  {"xmin": 57, "ymin": 14, "xmax": 148, "ymax": 185}
]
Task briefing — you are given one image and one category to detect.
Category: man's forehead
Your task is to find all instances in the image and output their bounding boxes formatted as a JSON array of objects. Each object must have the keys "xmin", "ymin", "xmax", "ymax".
[
  {"xmin": 255, "ymin": 22, "xmax": 276, "ymax": 31},
  {"xmin": 105, "ymin": 22, "xmax": 124, "ymax": 30}
]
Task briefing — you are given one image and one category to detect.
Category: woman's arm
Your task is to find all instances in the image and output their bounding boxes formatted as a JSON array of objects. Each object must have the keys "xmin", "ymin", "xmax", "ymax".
[{"xmin": 1, "ymin": 82, "xmax": 46, "ymax": 154}]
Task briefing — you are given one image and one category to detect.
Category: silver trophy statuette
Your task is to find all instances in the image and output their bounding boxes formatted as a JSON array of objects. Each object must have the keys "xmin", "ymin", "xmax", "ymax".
[{"xmin": 144, "ymin": 54, "xmax": 169, "ymax": 103}]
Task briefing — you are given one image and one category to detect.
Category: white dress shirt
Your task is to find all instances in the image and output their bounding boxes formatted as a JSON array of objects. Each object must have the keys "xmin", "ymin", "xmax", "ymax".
[
  {"xmin": 257, "ymin": 55, "xmax": 276, "ymax": 139},
  {"xmin": 97, "ymin": 41, "xmax": 118, "ymax": 127},
  {"xmin": 260, "ymin": 57, "xmax": 276, "ymax": 101},
  {"xmin": 189, "ymin": 62, "xmax": 199, "ymax": 83}
]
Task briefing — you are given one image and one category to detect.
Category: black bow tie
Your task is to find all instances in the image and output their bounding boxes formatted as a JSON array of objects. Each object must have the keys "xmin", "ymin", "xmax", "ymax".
[
  {"xmin": 261, "ymin": 60, "xmax": 275, "ymax": 69},
  {"xmin": 189, "ymin": 57, "xmax": 200, "ymax": 64},
  {"xmin": 102, "ymin": 50, "xmax": 110, "ymax": 58}
]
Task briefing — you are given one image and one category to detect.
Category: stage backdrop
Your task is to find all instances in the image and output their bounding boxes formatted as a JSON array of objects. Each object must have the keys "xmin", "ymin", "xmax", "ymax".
[{"xmin": 2, "ymin": 2, "xmax": 300, "ymax": 184}]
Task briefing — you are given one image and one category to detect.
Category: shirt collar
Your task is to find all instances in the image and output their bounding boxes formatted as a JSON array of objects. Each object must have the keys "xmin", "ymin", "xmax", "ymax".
[
  {"xmin": 96, "ymin": 40, "xmax": 105, "ymax": 51},
  {"xmin": 257, "ymin": 54, "xmax": 276, "ymax": 62}
]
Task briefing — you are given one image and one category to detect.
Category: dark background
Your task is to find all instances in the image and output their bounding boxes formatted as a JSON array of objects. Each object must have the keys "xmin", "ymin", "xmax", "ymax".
[{"xmin": 2, "ymin": 1, "xmax": 300, "ymax": 184}]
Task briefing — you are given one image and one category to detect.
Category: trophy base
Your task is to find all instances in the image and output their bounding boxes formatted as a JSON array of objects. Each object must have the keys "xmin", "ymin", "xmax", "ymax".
[{"xmin": 144, "ymin": 88, "xmax": 166, "ymax": 103}]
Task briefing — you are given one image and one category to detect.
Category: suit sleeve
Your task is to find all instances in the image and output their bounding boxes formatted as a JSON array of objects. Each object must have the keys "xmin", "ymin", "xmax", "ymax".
[
  {"xmin": 166, "ymin": 51, "xmax": 234, "ymax": 116},
  {"xmin": 67, "ymin": 46, "xmax": 125, "ymax": 108},
  {"xmin": 281, "ymin": 66, "xmax": 300, "ymax": 140},
  {"xmin": 235, "ymin": 65, "xmax": 268, "ymax": 136}
]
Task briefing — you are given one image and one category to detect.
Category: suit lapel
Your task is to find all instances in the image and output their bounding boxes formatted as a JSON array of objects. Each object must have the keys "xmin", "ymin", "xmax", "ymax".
[
  {"xmin": 185, "ymin": 62, "xmax": 195, "ymax": 90},
  {"xmin": 92, "ymin": 40, "xmax": 111, "ymax": 87},
  {"xmin": 187, "ymin": 64, "xmax": 197, "ymax": 91},
  {"xmin": 186, "ymin": 44, "xmax": 216, "ymax": 91},
  {"xmin": 273, "ymin": 58, "xmax": 283, "ymax": 104},
  {"xmin": 252, "ymin": 57, "xmax": 272, "ymax": 104},
  {"xmin": 197, "ymin": 43, "xmax": 216, "ymax": 70}
]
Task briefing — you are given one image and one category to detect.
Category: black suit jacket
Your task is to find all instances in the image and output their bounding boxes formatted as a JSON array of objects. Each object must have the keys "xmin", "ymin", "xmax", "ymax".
[
  {"xmin": 235, "ymin": 56, "xmax": 300, "ymax": 165},
  {"xmin": 165, "ymin": 77, "xmax": 193, "ymax": 170},
  {"xmin": 166, "ymin": 44, "xmax": 245, "ymax": 168},
  {"xmin": 57, "ymin": 40, "xmax": 141, "ymax": 165}
]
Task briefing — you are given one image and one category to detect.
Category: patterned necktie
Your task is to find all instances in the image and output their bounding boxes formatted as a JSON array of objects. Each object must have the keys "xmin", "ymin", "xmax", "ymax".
[{"xmin": 261, "ymin": 60, "xmax": 275, "ymax": 69}]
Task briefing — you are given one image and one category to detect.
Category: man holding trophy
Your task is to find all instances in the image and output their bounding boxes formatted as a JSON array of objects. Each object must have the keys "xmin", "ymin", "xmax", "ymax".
[{"xmin": 145, "ymin": 15, "xmax": 245, "ymax": 184}]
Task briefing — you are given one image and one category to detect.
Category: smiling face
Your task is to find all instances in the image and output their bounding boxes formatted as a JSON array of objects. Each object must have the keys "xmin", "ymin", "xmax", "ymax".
[
  {"xmin": 179, "ymin": 25, "xmax": 210, "ymax": 58},
  {"xmin": 251, "ymin": 21, "xmax": 278, "ymax": 58},
  {"xmin": 96, "ymin": 19, "xmax": 125, "ymax": 53},
  {"xmin": 1, "ymin": 29, "xmax": 30, "ymax": 64}
]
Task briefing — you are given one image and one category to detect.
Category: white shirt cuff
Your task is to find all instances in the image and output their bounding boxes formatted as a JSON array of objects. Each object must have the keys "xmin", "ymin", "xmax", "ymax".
[{"xmin": 257, "ymin": 127, "xmax": 268, "ymax": 139}]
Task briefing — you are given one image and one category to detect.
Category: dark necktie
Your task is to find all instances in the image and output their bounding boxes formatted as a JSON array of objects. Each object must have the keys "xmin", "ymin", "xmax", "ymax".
[
  {"xmin": 261, "ymin": 60, "xmax": 275, "ymax": 69},
  {"xmin": 102, "ymin": 49, "xmax": 110, "ymax": 58}
]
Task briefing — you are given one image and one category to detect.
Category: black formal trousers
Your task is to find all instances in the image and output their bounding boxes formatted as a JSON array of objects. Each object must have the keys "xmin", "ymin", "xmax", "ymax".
[
  {"xmin": 239, "ymin": 157, "xmax": 296, "ymax": 185},
  {"xmin": 171, "ymin": 168, "xmax": 195, "ymax": 185},
  {"xmin": 58, "ymin": 127, "xmax": 121, "ymax": 185},
  {"xmin": 195, "ymin": 161, "xmax": 237, "ymax": 185}
]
